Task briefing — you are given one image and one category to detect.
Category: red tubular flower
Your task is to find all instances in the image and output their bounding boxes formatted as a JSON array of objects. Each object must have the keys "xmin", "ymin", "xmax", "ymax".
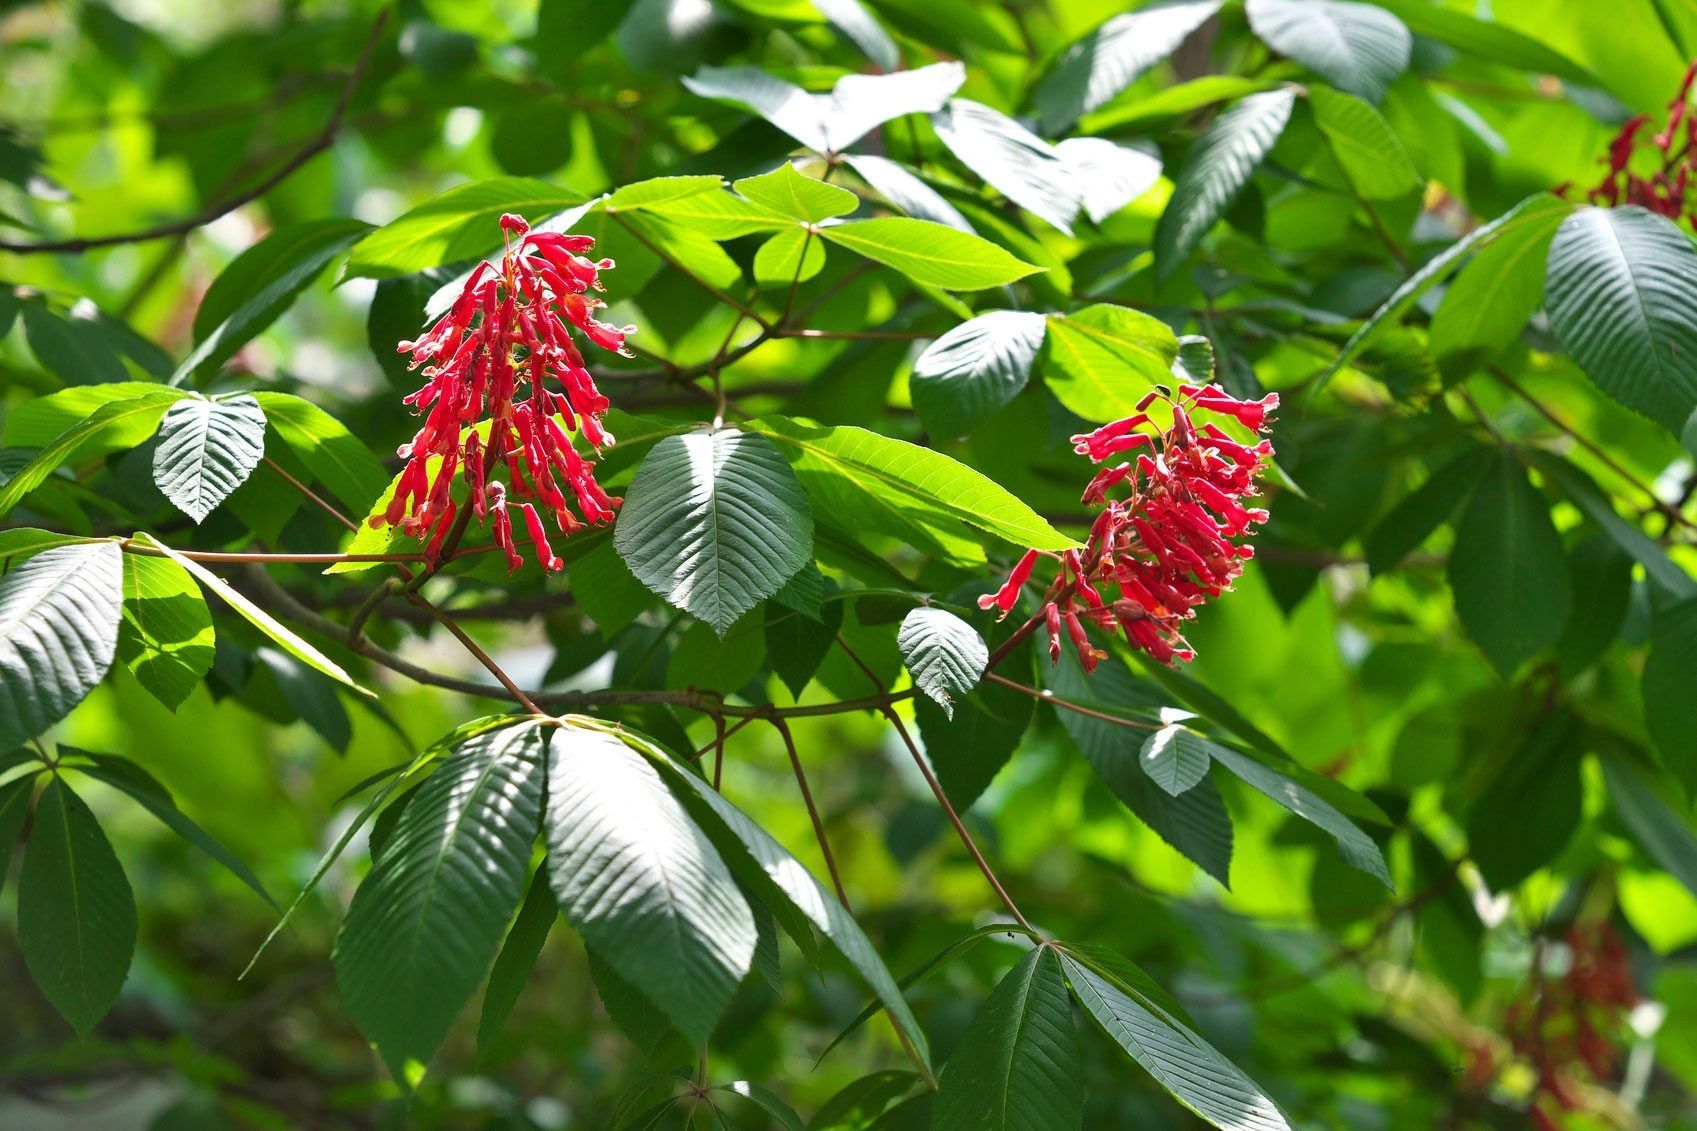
[
  {"xmin": 1569, "ymin": 62, "xmax": 1697, "ymax": 227},
  {"xmin": 376, "ymin": 214, "xmax": 634, "ymax": 572},
  {"xmin": 980, "ymin": 383, "xmax": 1277, "ymax": 665}
]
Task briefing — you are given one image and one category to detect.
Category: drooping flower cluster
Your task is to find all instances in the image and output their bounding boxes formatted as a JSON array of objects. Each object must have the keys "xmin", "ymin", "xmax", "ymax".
[
  {"xmin": 376, "ymin": 214, "xmax": 633, "ymax": 571},
  {"xmin": 1561, "ymin": 60, "xmax": 1697, "ymax": 227},
  {"xmin": 979, "ymin": 383, "xmax": 1277, "ymax": 666}
]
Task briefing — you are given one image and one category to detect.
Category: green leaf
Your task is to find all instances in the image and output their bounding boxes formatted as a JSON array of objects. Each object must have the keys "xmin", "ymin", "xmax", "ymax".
[
  {"xmin": 251, "ymin": 392, "xmax": 390, "ymax": 515},
  {"xmin": 1042, "ymin": 305, "xmax": 1180, "ymax": 422},
  {"xmin": 2, "ymin": 383, "xmax": 181, "ymax": 450},
  {"xmin": 1139, "ymin": 724, "xmax": 1212, "ymax": 796},
  {"xmin": 614, "ymin": 429, "xmax": 814, "ymax": 635},
  {"xmin": 136, "ymin": 533, "xmax": 373, "ymax": 697},
  {"xmin": 1446, "ymin": 452, "xmax": 1571, "ymax": 676},
  {"xmin": 19, "ymin": 300, "xmax": 127, "ymax": 383},
  {"xmin": 60, "ymin": 746, "xmax": 271, "ymax": 906},
  {"xmin": 1362, "ymin": 446, "xmax": 1488, "ymax": 575},
  {"xmin": 897, "ymin": 607, "xmax": 986, "ymax": 718},
  {"xmin": 182, "ymin": 219, "xmax": 371, "ymax": 380},
  {"xmin": 0, "ymin": 541, "xmax": 123, "ymax": 753},
  {"xmin": 1205, "ymin": 737, "xmax": 1391, "ymax": 887},
  {"xmin": 1430, "ymin": 194, "xmax": 1572, "ymax": 356},
  {"xmin": 634, "ymin": 732, "xmax": 934, "ymax": 1078},
  {"xmin": 846, "ymin": 153, "xmax": 973, "ymax": 230},
  {"xmin": 544, "ymin": 724, "xmax": 758, "ymax": 1046},
  {"xmin": 334, "ymin": 720, "xmax": 548, "ymax": 1067},
  {"xmin": 0, "ymin": 392, "xmax": 184, "ymax": 520},
  {"xmin": 1056, "ymin": 137, "xmax": 1164, "ymax": 225},
  {"xmin": 1601, "ymin": 754, "xmax": 1697, "ymax": 899},
  {"xmin": 18, "ymin": 778, "xmax": 137, "ymax": 1036},
  {"xmin": 917, "ymin": 673, "xmax": 1034, "ymax": 809},
  {"xmin": 819, "ymin": 217, "xmax": 1040, "ymax": 291},
  {"xmin": 1246, "ymin": 0, "xmax": 1410, "ymax": 102},
  {"xmin": 1033, "ymin": 0, "xmax": 1224, "ymax": 133},
  {"xmin": 477, "ymin": 866, "xmax": 558, "ymax": 1060},
  {"xmin": 588, "ymin": 945, "xmax": 679, "ymax": 1055},
  {"xmin": 1060, "ymin": 956, "xmax": 1292, "ymax": 1131},
  {"xmin": 911, "ymin": 311, "xmax": 1047, "ymax": 440},
  {"xmin": 1545, "ymin": 205, "xmax": 1697, "ymax": 433},
  {"xmin": 1154, "ymin": 89, "xmax": 1295, "ymax": 280},
  {"xmin": 640, "ymin": 188, "xmax": 796, "ymax": 239},
  {"xmin": 766, "ymin": 597, "xmax": 843, "ymax": 698},
  {"xmin": 734, "ymin": 162, "xmax": 858, "ymax": 222},
  {"xmin": 0, "ymin": 775, "xmax": 35, "ymax": 899},
  {"xmin": 932, "ymin": 99, "xmax": 1079, "ymax": 233},
  {"xmin": 1465, "ymin": 716, "xmax": 1581, "ymax": 889},
  {"xmin": 751, "ymin": 416, "xmax": 1078, "ymax": 557},
  {"xmin": 682, "ymin": 62, "xmax": 964, "ymax": 153},
  {"xmin": 116, "ymin": 553, "xmax": 214, "ymax": 710},
  {"xmin": 1524, "ymin": 451, "xmax": 1694, "ymax": 599},
  {"xmin": 811, "ymin": 0, "xmax": 899, "ymax": 70},
  {"xmin": 344, "ymin": 178, "xmax": 585, "ymax": 279},
  {"xmin": 933, "ymin": 947, "xmax": 1082, "ymax": 1131},
  {"xmin": 753, "ymin": 226, "xmax": 827, "ymax": 288},
  {"xmin": 1307, "ymin": 85, "xmax": 1421, "ymax": 200},
  {"xmin": 1367, "ymin": 0, "xmax": 1598, "ymax": 85},
  {"xmin": 1645, "ymin": 596, "xmax": 1697, "ymax": 788},
  {"xmin": 603, "ymin": 175, "xmax": 725, "ymax": 211},
  {"xmin": 151, "ymin": 395, "xmax": 268, "ymax": 523}
]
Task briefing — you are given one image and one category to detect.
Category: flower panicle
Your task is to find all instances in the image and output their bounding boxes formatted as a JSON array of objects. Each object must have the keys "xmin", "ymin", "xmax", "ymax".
[
  {"xmin": 377, "ymin": 214, "xmax": 635, "ymax": 573},
  {"xmin": 980, "ymin": 382, "xmax": 1278, "ymax": 668}
]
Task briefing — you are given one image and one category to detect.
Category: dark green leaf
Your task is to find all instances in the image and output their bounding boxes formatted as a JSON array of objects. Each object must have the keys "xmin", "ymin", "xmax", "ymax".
[
  {"xmin": 477, "ymin": 867, "xmax": 558, "ymax": 1060},
  {"xmin": 910, "ymin": 311, "xmax": 1047, "ymax": 440},
  {"xmin": 1246, "ymin": 0, "xmax": 1410, "ymax": 102},
  {"xmin": 766, "ymin": 597, "xmax": 843, "ymax": 699}
]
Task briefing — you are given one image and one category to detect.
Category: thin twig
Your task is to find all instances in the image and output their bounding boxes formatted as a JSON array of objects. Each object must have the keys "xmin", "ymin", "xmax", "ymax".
[{"xmin": 772, "ymin": 717, "xmax": 850, "ymax": 908}]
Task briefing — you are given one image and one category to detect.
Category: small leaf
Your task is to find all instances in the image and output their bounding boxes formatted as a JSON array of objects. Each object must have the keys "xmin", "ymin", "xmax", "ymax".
[
  {"xmin": 344, "ymin": 178, "xmax": 585, "ymax": 279},
  {"xmin": 615, "ymin": 429, "xmax": 814, "ymax": 635},
  {"xmin": 1430, "ymin": 194, "xmax": 1571, "ymax": 356},
  {"xmin": 1139, "ymin": 725, "xmax": 1212, "ymax": 796},
  {"xmin": 1155, "ymin": 89, "xmax": 1295, "ymax": 280},
  {"xmin": 931, "ymin": 99, "xmax": 1080, "ymax": 233},
  {"xmin": 19, "ymin": 778, "xmax": 137, "ymax": 1036},
  {"xmin": 734, "ymin": 162, "xmax": 858, "ymax": 222},
  {"xmin": 477, "ymin": 867, "xmax": 558, "ymax": 1060},
  {"xmin": 1545, "ymin": 205, "xmax": 1697, "ymax": 433},
  {"xmin": 753, "ymin": 226, "xmax": 827, "ymax": 288},
  {"xmin": 151, "ymin": 396, "xmax": 268, "ymax": 523},
  {"xmin": 544, "ymin": 724, "xmax": 758, "ymax": 1046},
  {"xmin": 897, "ymin": 607, "xmax": 987, "ymax": 718},
  {"xmin": 933, "ymin": 947, "xmax": 1083, "ymax": 1131},
  {"xmin": 766, "ymin": 597, "xmax": 843, "ymax": 698},
  {"xmin": 911, "ymin": 311, "xmax": 1048, "ymax": 439},
  {"xmin": 819, "ymin": 217, "xmax": 1041, "ymax": 290},
  {"xmin": 1447, "ymin": 452, "xmax": 1571, "ymax": 677},
  {"xmin": 334, "ymin": 721, "xmax": 548, "ymax": 1068},
  {"xmin": 1307, "ymin": 85, "xmax": 1421, "ymax": 200},
  {"xmin": 1034, "ymin": 0, "xmax": 1224, "ymax": 133},
  {"xmin": 0, "ymin": 541, "xmax": 123, "ymax": 754},
  {"xmin": 1042, "ymin": 305, "xmax": 1179, "ymax": 422},
  {"xmin": 1246, "ymin": 0, "xmax": 1411, "ymax": 102}
]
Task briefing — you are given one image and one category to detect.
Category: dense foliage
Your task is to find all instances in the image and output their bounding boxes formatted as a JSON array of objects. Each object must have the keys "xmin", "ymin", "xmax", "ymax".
[{"xmin": 5, "ymin": 0, "xmax": 1697, "ymax": 1127}]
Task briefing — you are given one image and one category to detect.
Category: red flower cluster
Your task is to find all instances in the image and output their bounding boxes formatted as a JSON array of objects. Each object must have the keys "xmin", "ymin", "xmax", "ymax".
[
  {"xmin": 376, "ymin": 214, "xmax": 632, "ymax": 571},
  {"xmin": 980, "ymin": 383, "xmax": 1276, "ymax": 666},
  {"xmin": 1564, "ymin": 60, "xmax": 1697, "ymax": 227},
  {"xmin": 1501, "ymin": 925, "xmax": 1639, "ymax": 1130}
]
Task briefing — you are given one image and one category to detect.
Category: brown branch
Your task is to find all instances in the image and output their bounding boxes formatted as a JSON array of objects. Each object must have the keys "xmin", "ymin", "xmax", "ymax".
[
  {"xmin": 772, "ymin": 717, "xmax": 850, "ymax": 908},
  {"xmin": 984, "ymin": 671, "xmax": 1160, "ymax": 731},
  {"xmin": 0, "ymin": 9, "xmax": 389, "ymax": 254}
]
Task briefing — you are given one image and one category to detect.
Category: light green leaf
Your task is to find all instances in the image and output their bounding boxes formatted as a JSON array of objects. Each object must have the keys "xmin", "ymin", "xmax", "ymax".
[
  {"xmin": 897, "ymin": 606, "xmax": 987, "ymax": 719},
  {"xmin": 1042, "ymin": 305, "xmax": 1179, "ymax": 422},
  {"xmin": 0, "ymin": 392, "xmax": 184, "ymax": 520},
  {"xmin": 477, "ymin": 866, "xmax": 558, "ymax": 1060},
  {"xmin": 1139, "ymin": 724, "xmax": 1212, "ymax": 796},
  {"xmin": 136, "ymin": 534, "xmax": 373, "ymax": 698},
  {"xmin": 334, "ymin": 721, "xmax": 548, "ymax": 1067},
  {"xmin": 1430, "ymin": 194, "xmax": 1571, "ymax": 356},
  {"xmin": 116, "ymin": 553, "xmax": 214, "ymax": 711},
  {"xmin": 810, "ymin": 0, "xmax": 899, "ymax": 70},
  {"xmin": 911, "ymin": 310, "xmax": 1048, "ymax": 439},
  {"xmin": 640, "ymin": 188, "xmax": 796, "ymax": 239},
  {"xmin": 1061, "ymin": 956, "xmax": 1292, "ymax": 1131},
  {"xmin": 1447, "ymin": 452, "xmax": 1571, "ymax": 677},
  {"xmin": 1034, "ymin": 0, "xmax": 1224, "ymax": 133},
  {"xmin": 1246, "ymin": 0, "xmax": 1410, "ymax": 102},
  {"xmin": 344, "ymin": 178, "xmax": 585, "ymax": 279},
  {"xmin": 1368, "ymin": 0, "xmax": 1598, "ymax": 85},
  {"xmin": 819, "ymin": 217, "xmax": 1040, "ymax": 290},
  {"xmin": 753, "ymin": 227, "xmax": 827, "ymax": 288},
  {"xmin": 603, "ymin": 175, "xmax": 725, "ymax": 211},
  {"xmin": 251, "ymin": 392, "xmax": 390, "ymax": 515},
  {"xmin": 1545, "ymin": 205, "xmax": 1697, "ymax": 433},
  {"xmin": 544, "ymin": 724, "xmax": 758, "ymax": 1046},
  {"xmin": 734, "ymin": 162, "xmax": 858, "ymax": 222},
  {"xmin": 61, "ymin": 746, "xmax": 270, "ymax": 905},
  {"xmin": 1308, "ymin": 85, "xmax": 1421, "ymax": 200},
  {"xmin": 1154, "ymin": 89, "xmax": 1296, "ymax": 280},
  {"xmin": 18, "ymin": 778, "xmax": 137, "ymax": 1036},
  {"xmin": 614, "ymin": 429, "xmax": 814, "ymax": 635},
  {"xmin": 151, "ymin": 395, "xmax": 268, "ymax": 523},
  {"xmin": 0, "ymin": 541, "xmax": 123, "ymax": 753},
  {"xmin": 750, "ymin": 415, "xmax": 1078, "ymax": 557},
  {"xmin": 2, "ymin": 383, "xmax": 182, "ymax": 450},
  {"xmin": 933, "ymin": 947, "xmax": 1082, "ymax": 1131}
]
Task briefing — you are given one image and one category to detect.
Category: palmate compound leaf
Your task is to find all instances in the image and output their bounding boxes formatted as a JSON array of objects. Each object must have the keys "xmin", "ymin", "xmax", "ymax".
[
  {"xmin": 18, "ymin": 777, "xmax": 137, "ymax": 1037},
  {"xmin": 933, "ymin": 947, "xmax": 1083, "ymax": 1131},
  {"xmin": 0, "ymin": 541, "xmax": 123, "ymax": 754},
  {"xmin": 151, "ymin": 395, "xmax": 268, "ymax": 524},
  {"xmin": 818, "ymin": 216, "xmax": 1042, "ymax": 291},
  {"xmin": 896, "ymin": 606, "xmax": 988, "ymax": 719},
  {"xmin": 544, "ymin": 724, "xmax": 759, "ymax": 1047},
  {"xmin": 1060, "ymin": 955, "xmax": 1293, "ymax": 1131},
  {"xmin": 614, "ymin": 428, "xmax": 814, "ymax": 635},
  {"xmin": 333, "ymin": 720, "xmax": 548, "ymax": 1069}
]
